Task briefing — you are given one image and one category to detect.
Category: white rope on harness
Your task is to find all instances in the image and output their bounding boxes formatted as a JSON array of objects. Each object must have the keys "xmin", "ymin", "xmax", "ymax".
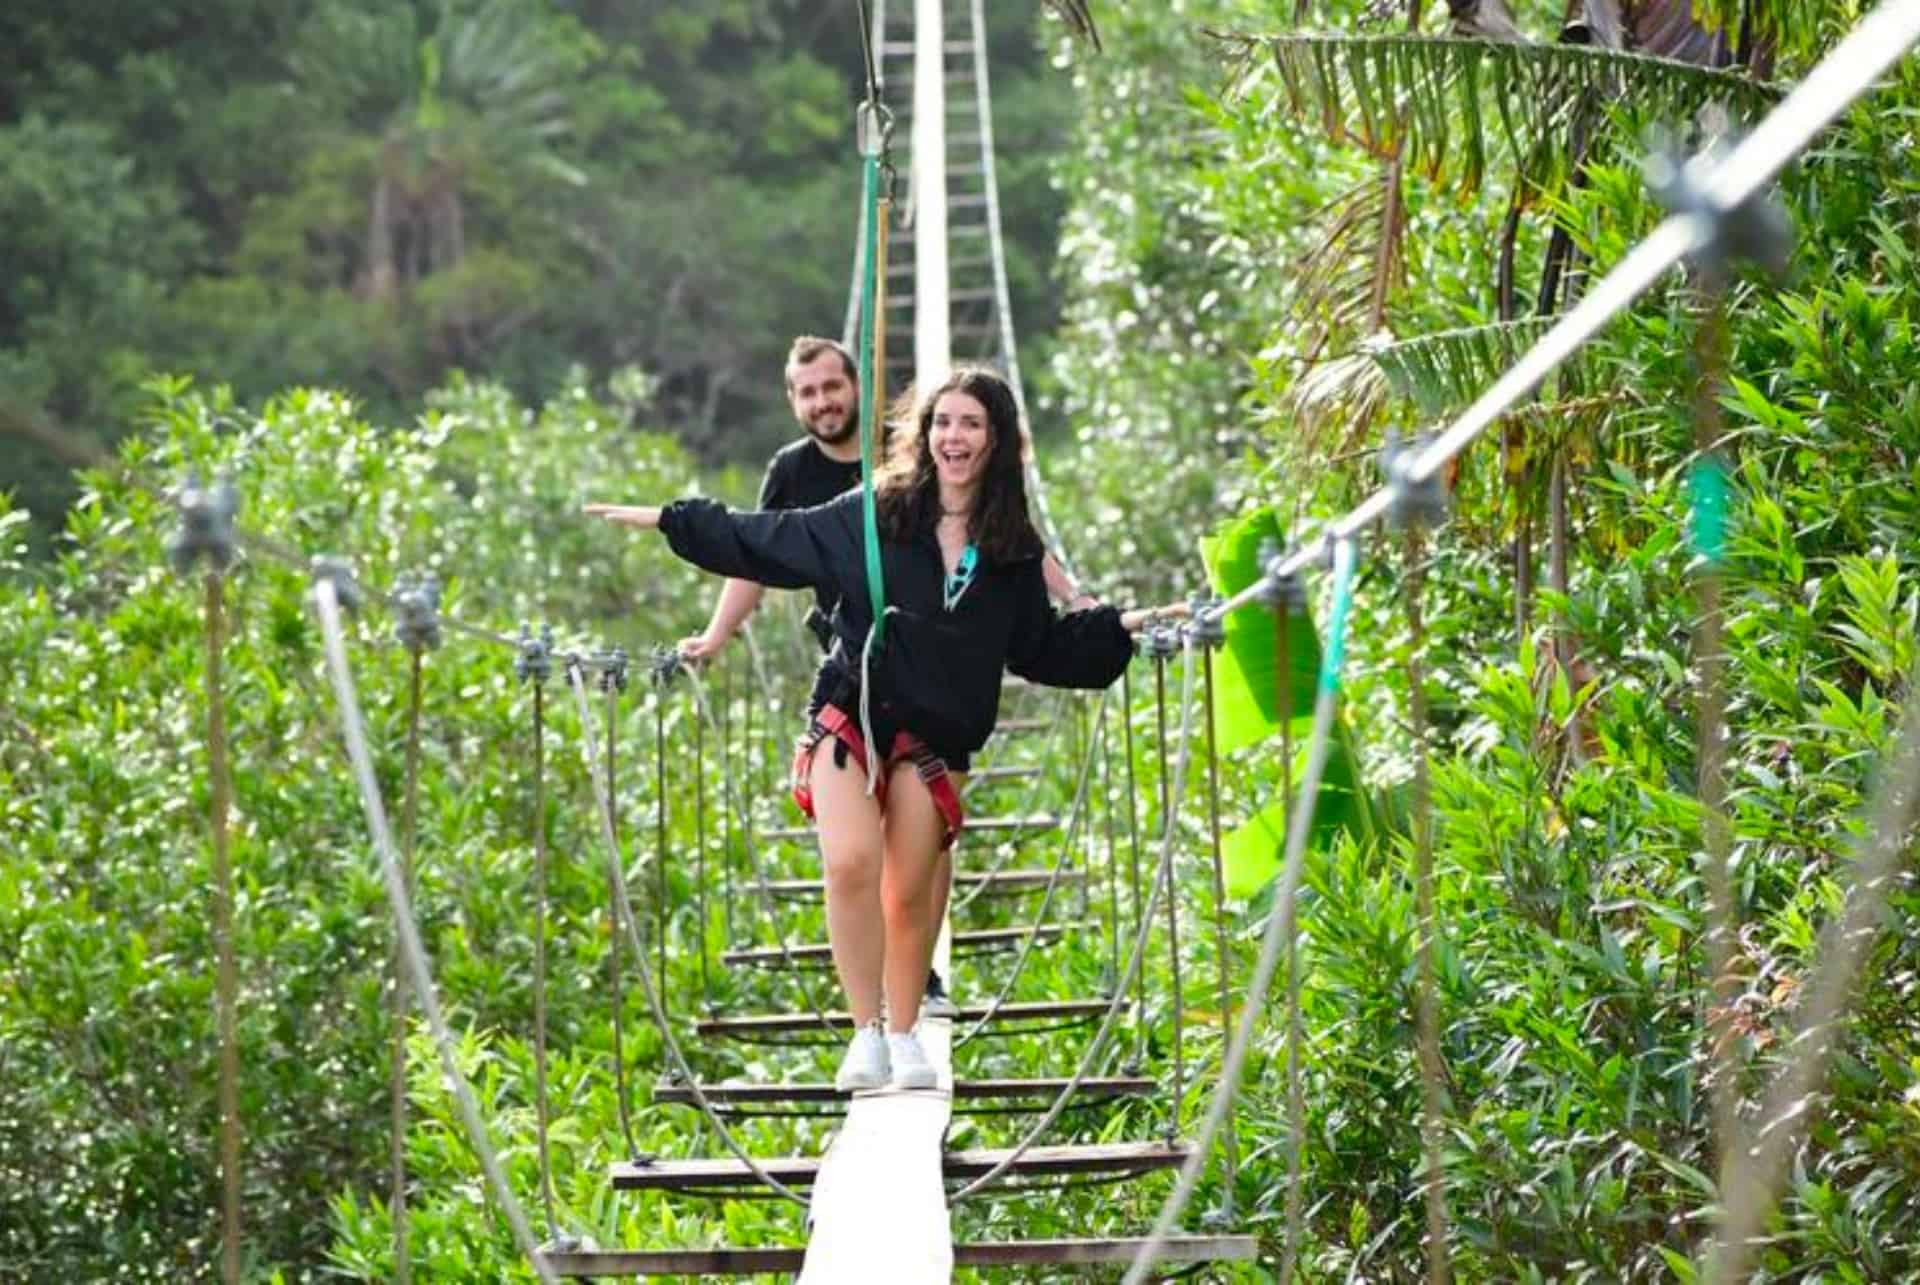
[{"xmin": 857, "ymin": 608, "xmax": 899, "ymax": 796}]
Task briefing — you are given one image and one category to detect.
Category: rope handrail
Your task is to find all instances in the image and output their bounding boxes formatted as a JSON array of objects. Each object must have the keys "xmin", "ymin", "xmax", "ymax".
[
  {"xmin": 948, "ymin": 632, "xmax": 1204, "ymax": 1206},
  {"xmin": 1124, "ymin": 539, "xmax": 1357, "ymax": 1284},
  {"xmin": 312, "ymin": 577, "xmax": 560, "ymax": 1282},
  {"xmin": 564, "ymin": 662, "xmax": 813, "ymax": 1207},
  {"xmin": 950, "ymin": 690, "xmax": 1079, "ymax": 916},
  {"xmin": 955, "ymin": 687, "xmax": 1111, "ymax": 1049},
  {"xmin": 678, "ymin": 662, "xmax": 845, "ymax": 1034}
]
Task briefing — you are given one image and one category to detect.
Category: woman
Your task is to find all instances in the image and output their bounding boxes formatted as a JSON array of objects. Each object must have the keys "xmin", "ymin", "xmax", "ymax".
[{"xmin": 587, "ymin": 367, "xmax": 1168, "ymax": 1092}]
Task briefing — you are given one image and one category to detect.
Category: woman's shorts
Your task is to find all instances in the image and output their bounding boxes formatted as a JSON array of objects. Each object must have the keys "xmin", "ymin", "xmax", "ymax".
[{"xmin": 789, "ymin": 702, "xmax": 965, "ymax": 850}]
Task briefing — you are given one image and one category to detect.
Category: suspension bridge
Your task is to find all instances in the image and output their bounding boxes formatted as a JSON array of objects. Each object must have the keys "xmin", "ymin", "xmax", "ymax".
[{"xmin": 10, "ymin": 0, "xmax": 1920, "ymax": 1279}]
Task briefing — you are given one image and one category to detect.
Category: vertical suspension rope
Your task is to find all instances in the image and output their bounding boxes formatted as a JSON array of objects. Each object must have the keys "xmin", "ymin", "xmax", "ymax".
[
  {"xmin": 1154, "ymin": 647, "xmax": 1186, "ymax": 1140},
  {"xmin": 1276, "ymin": 590, "xmax": 1305, "ymax": 1285},
  {"xmin": 1073, "ymin": 697, "xmax": 1094, "ymax": 919},
  {"xmin": 528, "ymin": 672, "xmax": 558, "ymax": 1243},
  {"xmin": 1099, "ymin": 694, "xmax": 1122, "ymax": 990},
  {"xmin": 693, "ymin": 678, "xmax": 711, "ymax": 1006},
  {"xmin": 720, "ymin": 654, "xmax": 736, "ymax": 943},
  {"xmin": 602, "ymin": 668, "xmax": 639, "ymax": 1157},
  {"xmin": 1201, "ymin": 644, "xmax": 1239, "ymax": 1216},
  {"xmin": 654, "ymin": 679, "xmax": 670, "ymax": 1036},
  {"xmin": 1405, "ymin": 525, "xmax": 1451, "ymax": 1284},
  {"xmin": 1690, "ymin": 291, "xmax": 1744, "ymax": 1186},
  {"xmin": 204, "ymin": 569, "xmax": 242, "ymax": 1285},
  {"xmin": 391, "ymin": 648, "xmax": 425, "ymax": 1284},
  {"xmin": 1120, "ymin": 665, "xmax": 1148, "ymax": 1071}
]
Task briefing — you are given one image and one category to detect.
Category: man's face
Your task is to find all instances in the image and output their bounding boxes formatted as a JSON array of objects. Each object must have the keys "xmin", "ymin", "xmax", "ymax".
[{"xmin": 786, "ymin": 351, "xmax": 858, "ymax": 446}]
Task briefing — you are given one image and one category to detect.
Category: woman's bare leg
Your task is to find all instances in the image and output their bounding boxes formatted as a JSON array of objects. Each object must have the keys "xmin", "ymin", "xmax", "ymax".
[
  {"xmin": 879, "ymin": 764, "xmax": 956, "ymax": 1032},
  {"xmin": 811, "ymin": 748, "xmax": 886, "ymax": 1026},
  {"xmin": 927, "ymin": 782, "xmax": 962, "ymax": 991}
]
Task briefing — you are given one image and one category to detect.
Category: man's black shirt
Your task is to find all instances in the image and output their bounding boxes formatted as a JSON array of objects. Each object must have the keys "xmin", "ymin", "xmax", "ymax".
[
  {"xmin": 757, "ymin": 437, "xmax": 862, "ymax": 512},
  {"xmin": 757, "ymin": 438, "xmax": 863, "ymax": 644}
]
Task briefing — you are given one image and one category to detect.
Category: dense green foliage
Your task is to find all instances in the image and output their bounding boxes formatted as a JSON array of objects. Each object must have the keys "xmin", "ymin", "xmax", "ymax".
[
  {"xmin": 1038, "ymin": 0, "xmax": 1920, "ymax": 1278},
  {"xmin": 1, "ymin": 0, "xmax": 1074, "ymax": 548}
]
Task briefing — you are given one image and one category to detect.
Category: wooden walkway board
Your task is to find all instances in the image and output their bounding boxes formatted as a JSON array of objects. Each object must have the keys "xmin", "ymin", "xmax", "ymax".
[
  {"xmin": 763, "ymin": 866, "xmax": 1083, "ymax": 898},
  {"xmin": 965, "ymin": 763, "xmax": 1042, "ymax": 785},
  {"xmin": 757, "ymin": 812, "xmax": 1056, "ymax": 843},
  {"xmin": 722, "ymin": 922, "xmax": 1087, "ymax": 968},
  {"xmin": 610, "ymin": 1140, "xmax": 1192, "ymax": 1191},
  {"xmin": 540, "ymin": 1235, "xmax": 1259, "ymax": 1277},
  {"xmin": 653, "ymin": 1074, "xmax": 1155, "ymax": 1107},
  {"xmin": 695, "ymin": 997, "xmax": 1119, "ymax": 1039}
]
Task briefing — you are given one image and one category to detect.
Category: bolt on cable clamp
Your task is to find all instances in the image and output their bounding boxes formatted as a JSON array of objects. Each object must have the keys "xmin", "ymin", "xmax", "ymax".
[
  {"xmin": 167, "ymin": 472, "xmax": 239, "ymax": 576},
  {"xmin": 594, "ymin": 646, "xmax": 631, "ymax": 693},
  {"xmin": 1255, "ymin": 540, "xmax": 1308, "ymax": 614},
  {"xmin": 1141, "ymin": 622, "xmax": 1181, "ymax": 661},
  {"xmin": 390, "ymin": 573, "xmax": 443, "ymax": 652},
  {"xmin": 515, "ymin": 622, "xmax": 554, "ymax": 686},
  {"xmin": 1644, "ymin": 127, "xmax": 1792, "ymax": 287},
  {"xmin": 1187, "ymin": 593, "xmax": 1227, "ymax": 649},
  {"xmin": 649, "ymin": 645, "xmax": 684, "ymax": 687},
  {"xmin": 310, "ymin": 556, "xmax": 363, "ymax": 615},
  {"xmin": 1382, "ymin": 431, "xmax": 1449, "ymax": 530}
]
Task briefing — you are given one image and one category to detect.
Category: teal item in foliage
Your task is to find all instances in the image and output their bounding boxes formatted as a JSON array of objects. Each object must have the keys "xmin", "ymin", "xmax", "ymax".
[
  {"xmin": 1690, "ymin": 452, "xmax": 1729, "ymax": 565},
  {"xmin": 1197, "ymin": 507, "xmax": 1319, "ymax": 755}
]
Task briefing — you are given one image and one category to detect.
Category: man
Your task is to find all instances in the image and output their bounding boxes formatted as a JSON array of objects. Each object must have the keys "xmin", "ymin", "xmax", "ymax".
[
  {"xmin": 682, "ymin": 334, "xmax": 1092, "ymax": 1019},
  {"xmin": 679, "ymin": 335, "xmax": 868, "ymax": 663}
]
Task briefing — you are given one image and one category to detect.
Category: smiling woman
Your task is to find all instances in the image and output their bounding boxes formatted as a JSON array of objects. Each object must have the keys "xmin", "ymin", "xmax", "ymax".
[{"xmin": 584, "ymin": 365, "xmax": 1176, "ymax": 1093}]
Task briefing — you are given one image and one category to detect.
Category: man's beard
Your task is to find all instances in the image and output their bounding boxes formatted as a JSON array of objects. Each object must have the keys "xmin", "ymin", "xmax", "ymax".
[{"xmin": 805, "ymin": 403, "xmax": 860, "ymax": 446}]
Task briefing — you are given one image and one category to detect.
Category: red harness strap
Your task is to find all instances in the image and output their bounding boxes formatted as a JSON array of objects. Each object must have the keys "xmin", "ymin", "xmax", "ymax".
[{"xmin": 790, "ymin": 703, "xmax": 965, "ymax": 849}]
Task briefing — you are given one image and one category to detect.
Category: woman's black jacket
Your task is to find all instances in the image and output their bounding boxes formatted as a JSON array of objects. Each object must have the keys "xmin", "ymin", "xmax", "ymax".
[{"xmin": 659, "ymin": 492, "xmax": 1133, "ymax": 766}]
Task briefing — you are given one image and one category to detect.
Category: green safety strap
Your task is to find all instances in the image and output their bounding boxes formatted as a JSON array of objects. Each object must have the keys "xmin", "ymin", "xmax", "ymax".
[
  {"xmin": 1319, "ymin": 541, "xmax": 1358, "ymax": 696},
  {"xmin": 855, "ymin": 143, "xmax": 887, "ymax": 639}
]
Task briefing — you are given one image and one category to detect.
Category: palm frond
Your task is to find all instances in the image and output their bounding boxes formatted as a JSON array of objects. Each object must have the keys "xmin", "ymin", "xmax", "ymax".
[
  {"xmin": 1364, "ymin": 317, "xmax": 1561, "ymax": 417},
  {"xmin": 1041, "ymin": 1, "xmax": 1102, "ymax": 51},
  {"xmin": 1232, "ymin": 34, "xmax": 1776, "ymax": 202}
]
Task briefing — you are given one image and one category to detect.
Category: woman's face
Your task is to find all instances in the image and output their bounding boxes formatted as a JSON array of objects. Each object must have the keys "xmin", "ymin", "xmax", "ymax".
[{"xmin": 929, "ymin": 390, "xmax": 994, "ymax": 493}]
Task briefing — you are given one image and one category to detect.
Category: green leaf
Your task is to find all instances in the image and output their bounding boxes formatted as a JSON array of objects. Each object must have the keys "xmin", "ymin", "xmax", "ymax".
[
  {"xmin": 1241, "ymin": 34, "xmax": 1777, "ymax": 205},
  {"xmin": 1198, "ymin": 506, "xmax": 1319, "ymax": 755}
]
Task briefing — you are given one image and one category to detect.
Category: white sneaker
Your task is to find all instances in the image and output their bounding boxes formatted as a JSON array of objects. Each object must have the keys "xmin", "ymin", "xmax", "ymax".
[
  {"xmin": 835, "ymin": 1022, "xmax": 890, "ymax": 1092},
  {"xmin": 887, "ymin": 1030, "xmax": 938, "ymax": 1090}
]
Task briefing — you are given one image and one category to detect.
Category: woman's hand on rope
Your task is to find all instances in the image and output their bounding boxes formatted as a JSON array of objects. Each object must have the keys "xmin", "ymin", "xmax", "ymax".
[
  {"xmin": 1119, "ymin": 602, "xmax": 1191, "ymax": 633},
  {"xmin": 583, "ymin": 502, "xmax": 663, "ymax": 529},
  {"xmin": 676, "ymin": 630, "xmax": 727, "ymax": 665}
]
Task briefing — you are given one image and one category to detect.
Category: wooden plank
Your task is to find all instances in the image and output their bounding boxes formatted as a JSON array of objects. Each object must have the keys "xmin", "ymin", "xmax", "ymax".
[
  {"xmin": 757, "ymin": 812, "xmax": 1056, "ymax": 842},
  {"xmin": 695, "ymin": 997, "xmax": 1117, "ymax": 1039},
  {"xmin": 761, "ymin": 866, "xmax": 1084, "ymax": 899},
  {"xmin": 965, "ymin": 764, "xmax": 1042, "ymax": 785},
  {"xmin": 722, "ymin": 922, "xmax": 1085, "ymax": 969},
  {"xmin": 541, "ymin": 1235, "xmax": 1258, "ymax": 1277},
  {"xmin": 653, "ymin": 1075, "xmax": 1155, "ymax": 1107},
  {"xmin": 610, "ymin": 1140, "xmax": 1191, "ymax": 1192}
]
